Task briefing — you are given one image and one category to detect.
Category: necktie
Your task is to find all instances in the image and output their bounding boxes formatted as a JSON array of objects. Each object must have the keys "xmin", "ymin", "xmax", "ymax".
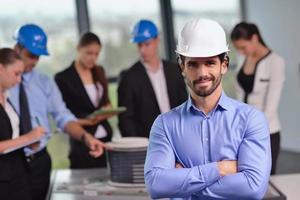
[{"xmin": 19, "ymin": 78, "xmax": 32, "ymax": 134}]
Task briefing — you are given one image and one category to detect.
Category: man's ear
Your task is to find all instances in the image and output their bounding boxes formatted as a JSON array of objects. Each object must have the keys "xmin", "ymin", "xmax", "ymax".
[
  {"xmin": 155, "ymin": 36, "xmax": 160, "ymax": 44},
  {"xmin": 14, "ymin": 45, "xmax": 21, "ymax": 55},
  {"xmin": 177, "ymin": 56, "xmax": 185, "ymax": 71},
  {"xmin": 181, "ymin": 71, "xmax": 186, "ymax": 77},
  {"xmin": 14, "ymin": 45, "xmax": 19, "ymax": 52},
  {"xmin": 179, "ymin": 62, "xmax": 187, "ymax": 78},
  {"xmin": 221, "ymin": 60, "xmax": 228, "ymax": 75},
  {"xmin": 180, "ymin": 62, "xmax": 185, "ymax": 71},
  {"xmin": 0, "ymin": 64, "xmax": 5, "ymax": 74}
]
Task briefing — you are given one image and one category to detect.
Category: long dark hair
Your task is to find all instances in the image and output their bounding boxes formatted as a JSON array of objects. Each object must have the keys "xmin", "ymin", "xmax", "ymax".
[
  {"xmin": 78, "ymin": 32, "xmax": 102, "ymax": 47},
  {"xmin": 231, "ymin": 22, "xmax": 267, "ymax": 47},
  {"xmin": 78, "ymin": 32, "xmax": 109, "ymax": 105},
  {"xmin": 0, "ymin": 48, "xmax": 21, "ymax": 66}
]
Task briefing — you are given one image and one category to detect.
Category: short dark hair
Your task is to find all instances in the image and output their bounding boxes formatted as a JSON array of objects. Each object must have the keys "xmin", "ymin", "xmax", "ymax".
[
  {"xmin": 178, "ymin": 52, "xmax": 229, "ymax": 69},
  {"xmin": 0, "ymin": 48, "xmax": 21, "ymax": 66},
  {"xmin": 231, "ymin": 22, "xmax": 267, "ymax": 47}
]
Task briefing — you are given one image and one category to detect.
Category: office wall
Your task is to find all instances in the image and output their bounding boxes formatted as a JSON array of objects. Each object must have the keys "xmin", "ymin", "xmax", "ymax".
[{"xmin": 244, "ymin": 0, "xmax": 300, "ymax": 152}]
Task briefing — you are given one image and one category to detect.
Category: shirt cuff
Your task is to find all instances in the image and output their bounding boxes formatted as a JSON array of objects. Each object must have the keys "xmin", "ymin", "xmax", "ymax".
[
  {"xmin": 58, "ymin": 115, "xmax": 77, "ymax": 132},
  {"xmin": 198, "ymin": 162, "xmax": 221, "ymax": 186}
]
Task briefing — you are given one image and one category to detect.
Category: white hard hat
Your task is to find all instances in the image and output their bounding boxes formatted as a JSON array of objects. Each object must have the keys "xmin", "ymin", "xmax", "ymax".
[{"xmin": 176, "ymin": 18, "xmax": 229, "ymax": 57}]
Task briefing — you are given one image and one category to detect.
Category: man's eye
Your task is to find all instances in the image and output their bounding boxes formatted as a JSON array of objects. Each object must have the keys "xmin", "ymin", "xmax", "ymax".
[
  {"xmin": 187, "ymin": 63, "xmax": 197, "ymax": 68},
  {"xmin": 206, "ymin": 62, "xmax": 215, "ymax": 66}
]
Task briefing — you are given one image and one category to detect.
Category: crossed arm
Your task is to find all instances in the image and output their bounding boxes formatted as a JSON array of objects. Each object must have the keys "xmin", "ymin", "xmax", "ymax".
[{"xmin": 144, "ymin": 111, "xmax": 271, "ymax": 199}]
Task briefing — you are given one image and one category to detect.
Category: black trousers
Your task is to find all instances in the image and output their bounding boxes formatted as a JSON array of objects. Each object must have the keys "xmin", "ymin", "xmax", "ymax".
[
  {"xmin": 0, "ymin": 172, "xmax": 32, "ymax": 200},
  {"xmin": 27, "ymin": 149, "xmax": 52, "ymax": 200},
  {"xmin": 270, "ymin": 132, "xmax": 280, "ymax": 175}
]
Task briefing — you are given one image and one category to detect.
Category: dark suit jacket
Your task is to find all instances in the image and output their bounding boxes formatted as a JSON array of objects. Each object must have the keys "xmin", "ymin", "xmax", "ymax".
[
  {"xmin": 55, "ymin": 63, "xmax": 112, "ymax": 168},
  {"xmin": 118, "ymin": 60, "xmax": 188, "ymax": 138},
  {"xmin": 0, "ymin": 105, "xmax": 28, "ymax": 181}
]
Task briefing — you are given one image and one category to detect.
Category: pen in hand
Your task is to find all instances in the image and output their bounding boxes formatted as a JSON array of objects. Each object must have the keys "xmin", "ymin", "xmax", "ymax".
[
  {"xmin": 30, "ymin": 117, "xmax": 44, "ymax": 150},
  {"xmin": 35, "ymin": 116, "xmax": 41, "ymax": 126}
]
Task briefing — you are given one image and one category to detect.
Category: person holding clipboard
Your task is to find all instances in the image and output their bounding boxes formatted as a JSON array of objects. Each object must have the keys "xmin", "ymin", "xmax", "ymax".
[
  {"xmin": 55, "ymin": 32, "xmax": 116, "ymax": 169},
  {"xmin": 0, "ymin": 48, "xmax": 45, "ymax": 200}
]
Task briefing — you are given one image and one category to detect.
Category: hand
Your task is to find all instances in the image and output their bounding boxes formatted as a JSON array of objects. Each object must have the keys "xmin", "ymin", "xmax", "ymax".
[
  {"xmin": 91, "ymin": 104, "xmax": 116, "ymax": 124},
  {"xmin": 27, "ymin": 127, "xmax": 45, "ymax": 150},
  {"xmin": 82, "ymin": 133, "xmax": 110, "ymax": 158},
  {"xmin": 77, "ymin": 118, "xmax": 96, "ymax": 126},
  {"xmin": 28, "ymin": 141, "xmax": 41, "ymax": 151},
  {"xmin": 92, "ymin": 113, "xmax": 115, "ymax": 123},
  {"xmin": 217, "ymin": 160, "xmax": 237, "ymax": 176},
  {"xmin": 78, "ymin": 114, "xmax": 115, "ymax": 127},
  {"xmin": 27, "ymin": 127, "xmax": 45, "ymax": 140},
  {"xmin": 175, "ymin": 163, "xmax": 183, "ymax": 168}
]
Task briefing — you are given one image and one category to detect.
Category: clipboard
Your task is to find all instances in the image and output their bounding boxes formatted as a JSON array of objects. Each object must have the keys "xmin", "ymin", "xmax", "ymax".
[
  {"xmin": 1, "ymin": 137, "xmax": 41, "ymax": 155},
  {"xmin": 87, "ymin": 107, "xmax": 127, "ymax": 118}
]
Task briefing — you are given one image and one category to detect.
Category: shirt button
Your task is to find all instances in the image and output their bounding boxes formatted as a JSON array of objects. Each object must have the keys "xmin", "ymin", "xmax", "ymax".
[{"xmin": 204, "ymin": 138, "xmax": 208, "ymax": 142}]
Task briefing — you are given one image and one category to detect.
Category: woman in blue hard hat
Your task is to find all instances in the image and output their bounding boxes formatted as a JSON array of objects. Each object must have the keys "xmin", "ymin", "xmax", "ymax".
[
  {"xmin": 231, "ymin": 22, "xmax": 285, "ymax": 174},
  {"xmin": 118, "ymin": 19, "xmax": 187, "ymax": 138},
  {"xmin": 55, "ymin": 32, "xmax": 115, "ymax": 169},
  {"xmin": 0, "ymin": 48, "xmax": 45, "ymax": 200}
]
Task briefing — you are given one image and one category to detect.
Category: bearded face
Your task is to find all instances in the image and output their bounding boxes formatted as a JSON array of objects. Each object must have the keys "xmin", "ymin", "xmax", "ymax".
[{"xmin": 181, "ymin": 56, "xmax": 227, "ymax": 97}]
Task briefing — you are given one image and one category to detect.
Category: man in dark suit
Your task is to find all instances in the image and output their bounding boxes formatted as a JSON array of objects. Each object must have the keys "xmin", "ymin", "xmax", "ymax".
[{"xmin": 118, "ymin": 19, "xmax": 187, "ymax": 138}]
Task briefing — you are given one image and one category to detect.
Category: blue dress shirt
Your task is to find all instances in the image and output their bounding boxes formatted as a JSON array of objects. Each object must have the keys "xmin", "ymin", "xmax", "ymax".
[
  {"xmin": 144, "ymin": 92, "xmax": 271, "ymax": 200},
  {"xmin": 9, "ymin": 69, "xmax": 76, "ymax": 156}
]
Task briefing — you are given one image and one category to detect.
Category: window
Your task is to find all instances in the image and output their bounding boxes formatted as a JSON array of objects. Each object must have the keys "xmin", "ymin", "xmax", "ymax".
[
  {"xmin": 0, "ymin": 0, "xmax": 77, "ymax": 169},
  {"xmin": 0, "ymin": 1, "xmax": 242, "ymax": 169},
  {"xmin": 88, "ymin": 0, "xmax": 165, "ymax": 78},
  {"xmin": 88, "ymin": 0, "xmax": 165, "ymax": 139},
  {"xmin": 0, "ymin": 0, "xmax": 77, "ymax": 76}
]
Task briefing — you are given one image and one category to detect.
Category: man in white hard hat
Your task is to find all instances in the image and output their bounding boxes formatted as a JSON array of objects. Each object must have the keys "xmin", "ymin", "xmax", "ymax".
[{"xmin": 144, "ymin": 19, "xmax": 271, "ymax": 199}]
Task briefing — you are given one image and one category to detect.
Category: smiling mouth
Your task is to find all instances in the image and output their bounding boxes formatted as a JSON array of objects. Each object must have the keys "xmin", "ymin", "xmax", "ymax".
[{"xmin": 194, "ymin": 79, "xmax": 211, "ymax": 86}]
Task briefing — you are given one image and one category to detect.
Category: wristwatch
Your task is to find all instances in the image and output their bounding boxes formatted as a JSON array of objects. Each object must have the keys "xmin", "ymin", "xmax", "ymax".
[{"xmin": 80, "ymin": 132, "xmax": 87, "ymax": 143}]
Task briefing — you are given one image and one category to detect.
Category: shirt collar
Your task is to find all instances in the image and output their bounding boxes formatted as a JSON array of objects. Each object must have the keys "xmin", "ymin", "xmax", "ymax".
[
  {"xmin": 187, "ymin": 91, "xmax": 231, "ymax": 114},
  {"xmin": 141, "ymin": 60, "xmax": 163, "ymax": 73},
  {"xmin": 22, "ymin": 70, "xmax": 34, "ymax": 83},
  {"xmin": 4, "ymin": 91, "xmax": 9, "ymax": 101}
]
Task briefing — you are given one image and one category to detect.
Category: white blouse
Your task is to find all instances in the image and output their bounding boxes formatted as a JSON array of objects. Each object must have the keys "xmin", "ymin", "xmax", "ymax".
[
  {"xmin": 84, "ymin": 83, "xmax": 103, "ymax": 107},
  {"xmin": 84, "ymin": 83, "xmax": 107, "ymax": 139},
  {"xmin": 4, "ymin": 92, "xmax": 20, "ymax": 139}
]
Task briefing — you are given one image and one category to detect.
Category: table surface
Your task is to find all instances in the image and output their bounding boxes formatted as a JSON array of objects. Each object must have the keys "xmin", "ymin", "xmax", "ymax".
[
  {"xmin": 270, "ymin": 173, "xmax": 300, "ymax": 200},
  {"xmin": 47, "ymin": 168, "xmax": 299, "ymax": 200},
  {"xmin": 47, "ymin": 168, "xmax": 151, "ymax": 200}
]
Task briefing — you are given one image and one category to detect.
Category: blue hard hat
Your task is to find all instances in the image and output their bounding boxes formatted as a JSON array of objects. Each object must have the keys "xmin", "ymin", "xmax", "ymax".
[
  {"xmin": 131, "ymin": 19, "xmax": 159, "ymax": 43},
  {"xmin": 14, "ymin": 24, "xmax": 49, "ymax": 56}
]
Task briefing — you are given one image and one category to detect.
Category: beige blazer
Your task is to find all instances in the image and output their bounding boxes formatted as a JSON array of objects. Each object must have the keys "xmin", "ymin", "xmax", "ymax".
[{"xmin": 235, "ymin": 52, "xmax": 285, "ymax": 134}]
